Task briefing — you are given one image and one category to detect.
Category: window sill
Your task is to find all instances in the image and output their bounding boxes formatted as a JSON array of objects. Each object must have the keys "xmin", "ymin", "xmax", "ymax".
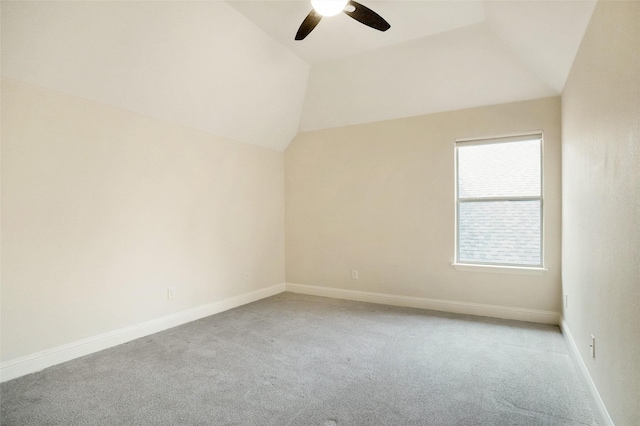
[{"xmin": 452, "ymin": 263, "xmax": 547, "ymax": 276}]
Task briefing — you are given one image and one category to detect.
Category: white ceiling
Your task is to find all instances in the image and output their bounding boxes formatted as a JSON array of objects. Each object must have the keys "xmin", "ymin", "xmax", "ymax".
[
  {"xmin": 231, "ymin": 0, "xmax": 597, "ymax": 132},
  {"xmin": 228, "ymin": 1, "xmax": 487, "ymax": 64},
  {"xmin": 1, "ymin": 1, "xmax": 310, "ymax": 151},
  {"xmin": 1, "ymin": 1, "xmax": 597, "ymax": 151}
]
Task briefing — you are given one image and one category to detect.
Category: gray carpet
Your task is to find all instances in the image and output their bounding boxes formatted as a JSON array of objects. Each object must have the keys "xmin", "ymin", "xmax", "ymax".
[{"xmin": 1, "ymin": 292, "xmax": 599, "ymax": 425}]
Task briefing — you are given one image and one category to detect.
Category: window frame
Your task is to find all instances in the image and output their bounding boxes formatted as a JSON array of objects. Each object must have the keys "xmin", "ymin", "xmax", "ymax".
[{"xmin": 453, "ymin": 132, "xmax": 545, "ymax": 272}]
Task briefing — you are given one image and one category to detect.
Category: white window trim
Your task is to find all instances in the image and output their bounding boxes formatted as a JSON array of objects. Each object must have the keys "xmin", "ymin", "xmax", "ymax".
[
  {"xmin": 452, "ymin": 262, "xmax": 547, "ymax": 276},
  {"xmin": 453, "ymin": 131, "xmax": 545, "ymax": 271}
]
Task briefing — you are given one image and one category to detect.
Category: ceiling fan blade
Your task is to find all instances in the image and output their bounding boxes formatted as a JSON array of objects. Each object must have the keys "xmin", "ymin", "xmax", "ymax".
[
  {"xmin": 343, "ymin": 1, "xmax": 390, "ymax": 32},
  {"xmin": 295, "ymin": 9, "xmax": 322, "ymax": 40}
]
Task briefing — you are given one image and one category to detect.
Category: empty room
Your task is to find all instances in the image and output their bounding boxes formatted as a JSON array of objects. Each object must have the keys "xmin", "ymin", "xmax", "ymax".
[{"xmin": 1, "ymin": 0, "xmax": 638, "ymax": 425}]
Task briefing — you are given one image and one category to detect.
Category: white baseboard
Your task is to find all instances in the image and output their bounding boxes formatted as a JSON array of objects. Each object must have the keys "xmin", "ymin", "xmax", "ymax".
[
  {"xmin": 560, "ymin": 319, "xmax": 614, "ymax": 426},
  {"xmin": 286, "ymin": 283, "xmax": 560, "ymax": 325},
  {"xmin": 0, "ymin": 283, "xmax": 286, "ymax": 383}
]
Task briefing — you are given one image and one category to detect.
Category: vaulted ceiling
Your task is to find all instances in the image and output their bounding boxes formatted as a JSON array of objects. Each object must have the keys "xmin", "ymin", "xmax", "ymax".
[{"xmin": 1, "ymin": 1, "xmax": 596, "ymax": 151}]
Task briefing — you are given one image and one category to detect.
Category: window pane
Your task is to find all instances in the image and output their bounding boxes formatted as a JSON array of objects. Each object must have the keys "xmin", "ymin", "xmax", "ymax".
[
  {"xmin": 458, "ymin": 140, "xmax": 541, "ymax": 198},
  {"xmin": 458, "ymin": 200, "xmax": 541, "ymax": 266}
]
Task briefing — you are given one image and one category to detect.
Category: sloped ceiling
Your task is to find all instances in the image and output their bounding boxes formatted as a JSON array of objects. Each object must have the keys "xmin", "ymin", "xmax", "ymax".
[
  {"xmin": 1, "ymin": 1, "xmax": 596, "ymax": 151},
  {"xmin": 1, "ymin": 1, "xmax": 310, "ymax": 151},
  {"xmin": 231, "ymin": 0, "xmax": 597, "ymax": 132}
]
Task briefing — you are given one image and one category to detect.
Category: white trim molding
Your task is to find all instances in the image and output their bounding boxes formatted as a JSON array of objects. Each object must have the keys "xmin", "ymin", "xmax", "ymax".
[
  {"xmin": 0, "ymin": 283, "xmax": 286, "ymax": 383},
  {"xmin": 560, "ymin": 318, "xmax": 614, "ymax": 426},
  {"xmin": 286, "ymin": 283, "xmax": 560, "ymax": 325},
  {"xmin": 452, "ymin": 263, "xmax": 547, "ymax": 276}
]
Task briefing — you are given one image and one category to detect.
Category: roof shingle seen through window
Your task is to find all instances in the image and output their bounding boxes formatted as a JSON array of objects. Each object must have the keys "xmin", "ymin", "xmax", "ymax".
[
  {"xmin": 457, "ymin": 139, "xmax": 542, "ymax": 266},
  {"xmin": 458, "ymin": 140, "xmax": 540, "ymax": 199}
]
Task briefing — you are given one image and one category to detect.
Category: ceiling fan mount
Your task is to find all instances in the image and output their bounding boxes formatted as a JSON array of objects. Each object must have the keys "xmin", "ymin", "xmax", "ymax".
[{"xmin": 295, "ymin": 0, "xmax": 390, "ymax": 41}]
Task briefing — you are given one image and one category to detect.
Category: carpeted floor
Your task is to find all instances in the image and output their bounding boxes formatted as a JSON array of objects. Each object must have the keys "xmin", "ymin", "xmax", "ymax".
[{"xmin": 1, "ymin": 292, "xmax": 599, "ymax": 425}]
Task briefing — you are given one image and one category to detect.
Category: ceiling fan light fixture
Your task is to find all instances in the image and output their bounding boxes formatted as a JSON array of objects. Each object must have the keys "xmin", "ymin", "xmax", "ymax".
[
  {"xmin": 296, "ymin": 0, "xmax": 390, "ymax": 40},
  {"xmin": 311, "ymin": 0, "xmax": 349, "ymax": 17}
]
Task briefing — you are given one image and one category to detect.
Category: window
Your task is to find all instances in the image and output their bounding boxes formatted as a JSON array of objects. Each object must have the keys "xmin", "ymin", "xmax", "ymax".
[{"xmin": 455, "ymin": 133, "xmax": 543, "ymax": 268}]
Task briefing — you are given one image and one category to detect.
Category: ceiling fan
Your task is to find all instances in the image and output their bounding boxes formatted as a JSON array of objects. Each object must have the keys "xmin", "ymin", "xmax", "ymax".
[{"xmin": 295, "ymin": 0, "xmax": 390, "ymax": 41}]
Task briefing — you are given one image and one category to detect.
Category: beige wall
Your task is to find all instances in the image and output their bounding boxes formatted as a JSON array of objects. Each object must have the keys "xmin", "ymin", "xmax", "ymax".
[
  {"xmin": 286, "ymin": 97, "xmax": 562, "ymax": 313},
  {"xmin": 1, "ymin": 79, "xmax": 285, "ymax": 362},
  {"xmin": 561, "ymin": 1, "xmax": 640, "ymax": 424}
]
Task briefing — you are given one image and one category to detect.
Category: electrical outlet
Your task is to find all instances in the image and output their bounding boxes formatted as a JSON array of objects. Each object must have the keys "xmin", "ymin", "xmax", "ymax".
[
  {"xmin": 167, "ymin": 287, "xmax": 175, "ymax": 300},
  {"xmin": 351, "ymin": 269, "xmax": 359, "ymax": 280},
  {"xmin": 590, "ymin": 335, "xmax": 596, "ymax": 358}
]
